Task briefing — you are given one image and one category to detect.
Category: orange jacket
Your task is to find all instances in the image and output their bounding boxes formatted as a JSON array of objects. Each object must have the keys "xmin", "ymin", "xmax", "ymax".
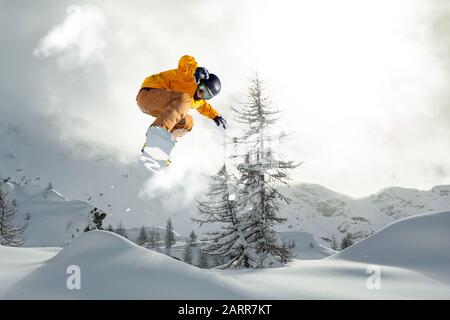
[{"xmin": 140, "ymin": 55, "xmax": 219, "ymax": 119}]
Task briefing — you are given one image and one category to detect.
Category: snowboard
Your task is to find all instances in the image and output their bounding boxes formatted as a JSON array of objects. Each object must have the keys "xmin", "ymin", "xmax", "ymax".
[{"xmin": 139, "ymin": 126, "xmax": 176, "ymax": 174}]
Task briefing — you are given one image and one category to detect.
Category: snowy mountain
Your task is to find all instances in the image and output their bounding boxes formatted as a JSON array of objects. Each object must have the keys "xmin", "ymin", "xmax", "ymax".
[
  {"xmin": 278, "ymin": 183, "xmax": 450, "ymax": 246},
  {"xmin": 1, "ymin": 211, "xmax": 449, "ymax": 299},
  {"xmin": 1, "ymin": 181, "xmax": 99, "ymax": 247}
]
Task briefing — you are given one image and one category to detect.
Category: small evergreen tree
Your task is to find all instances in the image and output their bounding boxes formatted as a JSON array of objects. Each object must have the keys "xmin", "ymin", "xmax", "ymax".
[
  {"xmin": 198, "ymin": 249, "xmax": 209, "ymax": 269},
  {"xmin": 164, "ymin": 218, "xmax": 176, "ymax": 249},
  {"xmin": 147, "ymin": 228, "xmax": 156, "ymax": 249},
  {"xmin": 154, "ymin": 229, "xmax": 161, "ymax": 252},
  {"xmin": 148, "ymin": 228, "xmax": 159, "ymax": 250},
  {"xmin": 340, "ymin": 232, "xmax": 354, "ymax": 250},
  {"xmin": 136, "ymin": 225, "xmax": 148, "ymax": 246},
  {"xmin": 106, "ymin": 224, "xmax": 114, "ymax": 232},
  {"xmin": 189, "ymin": 230, "xmax": 197, "ymax": 246},
  {"xmin": 183, "ymin": 243, "xmax": 193, "ymax": 264},
  {"xmin": 0, "ymin": 187, "xmax": 25, "ymax": 246}
]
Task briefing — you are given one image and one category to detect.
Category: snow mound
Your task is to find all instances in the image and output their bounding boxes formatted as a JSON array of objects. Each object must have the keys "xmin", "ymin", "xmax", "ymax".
[
  {"xmin": 3, "ymin": 231, "xmax": 248, "ymax": 299},
  {"xmin": 49, "ymin": 230, "xmax": 138, "ymax": 262},
  {"xmin": 331, "ymin": 211, "xmax": 450, "ymax": 270}
]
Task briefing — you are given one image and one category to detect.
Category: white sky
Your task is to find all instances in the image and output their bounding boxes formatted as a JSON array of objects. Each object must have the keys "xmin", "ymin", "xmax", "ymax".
[{"xmin": 2, "ymin": 0, "xmax": 450, "ymax": 197}]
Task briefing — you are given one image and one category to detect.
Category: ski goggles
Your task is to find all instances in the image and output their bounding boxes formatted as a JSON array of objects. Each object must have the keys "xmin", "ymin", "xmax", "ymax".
[{"xmin": 197, "ymin": 83, "xmax": 214, "ymax": 100}]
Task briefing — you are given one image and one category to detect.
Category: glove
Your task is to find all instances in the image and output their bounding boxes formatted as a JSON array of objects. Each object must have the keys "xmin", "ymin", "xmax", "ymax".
[
  {"xmin": 194, "ymin": 67, "xmax": 209, "ymax": 84},
  {"xmin": 213, "ymin": 116, "xmax": 227, "ymax": 129}
]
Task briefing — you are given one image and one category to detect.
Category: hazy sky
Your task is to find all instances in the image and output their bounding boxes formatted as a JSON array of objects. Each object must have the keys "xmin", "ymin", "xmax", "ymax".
[{"xmin": 1, "ymin": 0, "xmax": 449, "ymax": 197}]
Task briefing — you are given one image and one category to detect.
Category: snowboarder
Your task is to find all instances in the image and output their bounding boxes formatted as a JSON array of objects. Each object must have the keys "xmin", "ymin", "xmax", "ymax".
[{"xmin": 136, "ymin": 55, "xmax": 227, "ymax": 173}]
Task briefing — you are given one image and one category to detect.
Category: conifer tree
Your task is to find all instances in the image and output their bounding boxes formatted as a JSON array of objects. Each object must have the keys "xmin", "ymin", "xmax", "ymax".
[
  {"xmin": 136, "ymin": 225, "xmax": 148, "ymax": 246},
  {"xmin": 183, "ymin": 243, "xmax": 193, "ymax": 264},
  {"xmin": 0, "ymin": 187, "xmax": 25, "ymax": 246},
  {"xmin": 229, "ymin": 75, "xmax": 299, "ymax": 267},
  {"xmin": 164, "ymin": 218, "xmax": 176, "ymax": 249}
]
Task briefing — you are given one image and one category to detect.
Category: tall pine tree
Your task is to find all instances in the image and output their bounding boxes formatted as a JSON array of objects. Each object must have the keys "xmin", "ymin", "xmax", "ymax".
[
  {"xmin": 164, "ymin": 218, "xmax": 176, "ymax": 250},
  {"xmin": 230, "ymin": 75, "xmax": 299, "ymax": 268}
]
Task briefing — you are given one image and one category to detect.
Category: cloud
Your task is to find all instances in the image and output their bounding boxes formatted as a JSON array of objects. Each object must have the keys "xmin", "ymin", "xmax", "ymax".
[{"xmin": 34, "ymin": 5, "xmax": 107, "ymax": 68}]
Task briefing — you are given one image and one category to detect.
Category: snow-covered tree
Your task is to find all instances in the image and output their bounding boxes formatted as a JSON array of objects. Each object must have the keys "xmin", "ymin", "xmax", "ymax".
[
  {"xmin": 0, "ymin": 187, "xmax": 25, "ymax": 246},
  {"xmin": 194, "ymin": 75, "xmax": 299, "ymax": 269},
  {"xmin": 229, "ymin": 74, "xmax": 299, "ymax": 268},
  {"xmin": 194, "ymin": 164, "xmax": 257, "ymax": 268},
  {"xmin": 183, "ymin": 243, "xmax": 193, "ymax": 264},
  {"xmin": 211, "ymin": 253, "xmax": 226, "ymax": 268},
  {"xmin": 136, "ymin": 225, "xmax": 148, "ymax": 246},
  {"xmin": 164, "ymin": 218, "xmax": 176, "ymax": 249}
]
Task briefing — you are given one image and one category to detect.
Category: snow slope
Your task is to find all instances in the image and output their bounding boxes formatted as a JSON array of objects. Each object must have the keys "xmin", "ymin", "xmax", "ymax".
[
  {"xmin": 2, "ymin": 182, "xmax": 97, "ymax": 247},
  {"xmin": 1, "ymin": 211, "xmax": 449, "ymax": 299},
  {"xmin": 0, "ymin": 245, "xmax": 58, "ymax": 297}
]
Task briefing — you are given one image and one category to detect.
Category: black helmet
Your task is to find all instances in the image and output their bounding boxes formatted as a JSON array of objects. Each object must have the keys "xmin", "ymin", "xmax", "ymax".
[{"xmin": 199, "ymin": 73, "xmax": 221, "ymax": 98}]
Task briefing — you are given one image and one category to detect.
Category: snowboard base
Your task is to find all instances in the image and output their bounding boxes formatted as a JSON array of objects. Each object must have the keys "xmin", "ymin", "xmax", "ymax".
[{"xmin": 139, "ymin": 126, "xmax": 176, "ymax": 174}]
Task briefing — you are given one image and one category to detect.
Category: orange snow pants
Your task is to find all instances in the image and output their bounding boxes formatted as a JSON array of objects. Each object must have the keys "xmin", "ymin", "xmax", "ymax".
[{"xmin": 136, "ymin": 88, "xmax": 194, "ymax": 137}]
